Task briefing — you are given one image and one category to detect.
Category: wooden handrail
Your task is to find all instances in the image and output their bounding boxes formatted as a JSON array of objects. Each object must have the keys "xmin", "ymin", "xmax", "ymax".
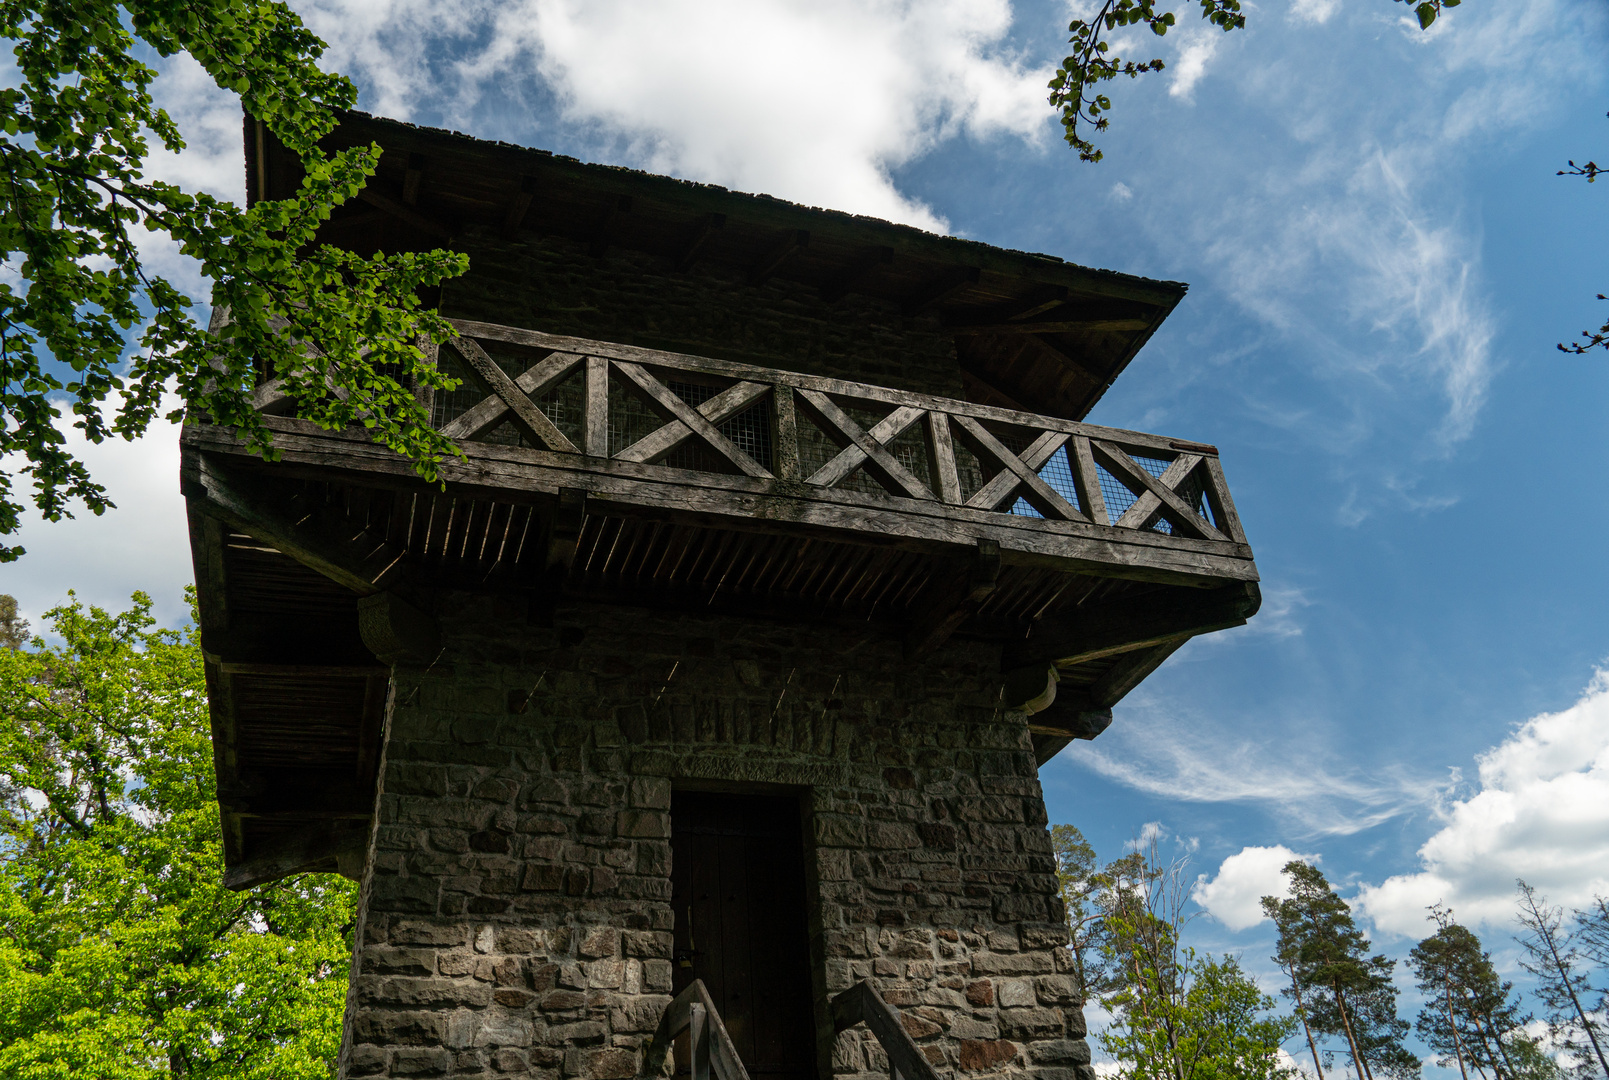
[
  {"xmin": 642, "ymin": 979, "xmax": 750, "ymax": 1080},
  {"xmin": 831, "ymin": 981, "xmax": 942, "ymax": 1080},
  {"xmin": 430, "ymin": 319, "xmax": 1248, "ymax": 546}
]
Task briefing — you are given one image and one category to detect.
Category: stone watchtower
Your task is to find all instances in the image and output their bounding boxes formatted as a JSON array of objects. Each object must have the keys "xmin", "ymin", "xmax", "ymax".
[{"xmin": 183, "ymin": 113, "xmax": 1259, "ymax": 1080}]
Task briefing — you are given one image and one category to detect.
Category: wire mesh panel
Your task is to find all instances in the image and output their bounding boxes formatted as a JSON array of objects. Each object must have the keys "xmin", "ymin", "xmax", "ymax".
[
  {"xmin": 797, "ymin": 401, "xmax": 900, "ymax": 497},
  {"xmin": 1010, "ymin": 444, "xmax": 1085, "ymax": 519},
  {"xmin": 665, "ymin": 379, "xmax": 773, "ymax": 472}
]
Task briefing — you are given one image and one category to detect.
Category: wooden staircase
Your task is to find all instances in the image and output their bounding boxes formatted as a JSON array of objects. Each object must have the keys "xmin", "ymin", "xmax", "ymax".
[{"xmin": 645, "ymin": 979, "xmax": 941, "ymax": 1080}]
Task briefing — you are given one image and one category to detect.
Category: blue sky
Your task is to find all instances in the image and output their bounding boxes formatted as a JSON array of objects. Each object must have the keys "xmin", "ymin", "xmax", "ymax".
[{"xmin": 4, "ymin": 0, "xmax": 1607, "ymax": 1071}]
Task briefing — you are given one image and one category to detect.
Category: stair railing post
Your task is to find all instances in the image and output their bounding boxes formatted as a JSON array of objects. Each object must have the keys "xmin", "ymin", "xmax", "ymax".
[{"xmin": 689, "ymin": 1000, "xmax": 710, "ymax": 1080}]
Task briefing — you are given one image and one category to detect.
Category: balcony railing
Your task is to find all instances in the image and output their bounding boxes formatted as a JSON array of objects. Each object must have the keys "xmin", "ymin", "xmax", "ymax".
[{"xmin": 335, "ymin": 318, "xmax": 1256, "ymax": 586}]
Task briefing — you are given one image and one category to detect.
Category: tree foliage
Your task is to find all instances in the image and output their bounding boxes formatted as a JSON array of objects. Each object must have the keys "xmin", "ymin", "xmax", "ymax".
[
  {"xmin": 1054, "ymin": 826, "xmax": 1296, "ymax": 1080},
  {"xmin": 1262, "ymin": 861, "xmax": 1419, "ymax": 1080},
  {"xmin": 1516, "ymin": 881, "xmax": 1609, "ymax": 1080},
  {"xmin": 0, "ymin": 0, "xmax": 468, "ymax": 562},
  {"xmin": 1047, "ymin": 0, "xmax": 1244, "ymax": 162},
  {"xmin": 0, "ymin": 591, "xmax": 357, "ymax": 1077},
  {"xmin": 1409, "ymin": 905, "xmax": 1557, "ymax": 1080}
]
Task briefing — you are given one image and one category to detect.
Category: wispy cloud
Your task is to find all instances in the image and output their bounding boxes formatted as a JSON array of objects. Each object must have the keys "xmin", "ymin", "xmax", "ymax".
[{"xmin": 1064, "ymin": 702, "xmax": 1448, "ymax": 837}]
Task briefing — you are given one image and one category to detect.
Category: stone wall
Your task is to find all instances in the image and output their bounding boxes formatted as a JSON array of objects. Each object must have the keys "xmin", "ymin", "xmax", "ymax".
[
  {"xmin": 340, "ymin": 592, "xmax": 1092, "ymax": 1080},
  {"xmin": 441, "ymin": 229, "xmax": 966, "ymax": 400}
]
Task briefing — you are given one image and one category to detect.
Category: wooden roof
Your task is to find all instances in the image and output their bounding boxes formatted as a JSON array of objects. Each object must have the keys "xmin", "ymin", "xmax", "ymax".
[{"xmin": 246, "ymin": 112, "xmax": 1187, "ymax": 421}]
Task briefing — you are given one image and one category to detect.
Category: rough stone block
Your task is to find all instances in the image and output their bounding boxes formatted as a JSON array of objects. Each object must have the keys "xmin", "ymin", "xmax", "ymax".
[
  {"xmin": 997, "ymin": 978, "xmax": 1036, "ymax": 1008},
  {"xmin": 958, "ymin": 1039, "xmax": 1018, "ymax": 1071},
  {"xmin": 1028, "ymin": 1039, "xmax": 1093, "ymax": 1065},
  {"xmin": 629, "ymin": 775, "xmax": 672, "ymax": 809},
  {"xmin": 814, "ymin": 814, "xmax": 867, "ymax": 847},
  {"xmin": 616, "ymin": 810, "xmax": 668, "ymax": 838},
  {"xmin": 999, "ymin": 1006, "xmax": 1065, "ymax": 1040}
]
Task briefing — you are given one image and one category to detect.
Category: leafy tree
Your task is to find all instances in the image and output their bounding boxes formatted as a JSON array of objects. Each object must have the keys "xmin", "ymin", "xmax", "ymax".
[
  {"xmin": 1053, "ymin": 822, "xmax": 1105, "ymax": 999},
  {"xmin": 1046, "ymin": 0, "xmax": 1245, "ymax": 162},
  {"xmin": 1099, "ymin": 952, "xmax": 1298, "ymax": 1080},
  {"xmin": 1059, "ymin": 831, "xmax": 1296, "ymax": 1080},
  {"xmin": 0, "ymin": 590, "xmax": 357, "ymax": 1077},
  {"xmin": 1261, "ymin": 861, "xmax": 1419, "ymax": 1080},
  {"xmin": 0, "ymin": 0, "xmax": 469, "ymax": 563},
  {"xmin": 1408, "ymin": 905, "xmax": 1555, "ymax": 1080},
  {"xmin": 1516, "ymin": 881, "xmax": 1609, "ymax": 1079},
  {"xmin": 0, "ymin": 593, "xmax": 26, "ymax": 648},
  {"xmin": 1556, "ymin": 123, "xmax": 1606, "ymax": 357}
]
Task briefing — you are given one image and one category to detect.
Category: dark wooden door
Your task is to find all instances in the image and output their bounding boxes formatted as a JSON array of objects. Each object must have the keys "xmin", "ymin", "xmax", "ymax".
[{"xmin": 671, "ymin": 791, "xmax": 816, "ymax": 1079}]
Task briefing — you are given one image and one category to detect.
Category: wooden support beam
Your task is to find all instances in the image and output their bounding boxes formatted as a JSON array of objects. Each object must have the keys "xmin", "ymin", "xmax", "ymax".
[
  {"xmin": 219, "ymin": 779, "xmax": 374, "ymax": 819},
  {"xmin": 1002, "ymin": 284, "xmax": 1069, "ymax": 322},
  {"xmin": 750, "ymin": 229, "xmax": 809, "ymax": 285},
  {"xmin": 1089, "ymin": 635, "xmax": 1192, "ymax": 707},
  {"xmin": 402, "ymin": 152, "xmax": 426, "ymax": 205},
  {"xmin": 819, "ymin": 245, "xmax": 893, "ymax": 302},
  {"xmin": 183, "ymin": 456, "xmax": 411, "ymax": 598},
  {"xmin": 437, "ymin": 348, "xmax": 583, "ymax": 444},
  {"xmin": 1027, "ymin": 698, "xmax": 1114, "ymax": 740},
  {"xmin": 531, "ymin": 486, "xmax": 588, "ymax": 628},
  {"xmin": 903, "ymin": 539, "xmax": 1000, "ymax": 658},
  {"xmin": 503, "ymin": 175, "xmax": 538, "ymax": 235},
  {"xmin": 222, "ymin": 821, "xmax": 370, "ymax": 890},
  {"xmin": 676, "ymin": 212, "xmax": 725, "ymax": 269},
  {"xmin": 902, "ymin": 265, "xmax": 980, "ymax": 316},
  {"xmin": 1004, "ymin": 582, "xmax": 1260, "ymax": 669},
  {"xmin": 958, "ymin": 360, "xmax": 1034, "ymax": 414},
  {"xmin": 950, "ymin": 317, "xmax": 1153, "ymax": 335},
  {"xmin": 356, "ymin": 183, "xmax": 453, "ymax": 240},
  {"xmin": 616, "ymin": 378, "xmax": 769, "ymax": 465},
  {"xmin": 590, "ymin": 195, "xmax": 633, "ymax": 257},
  {"xmin": 357, "ymin": 592, "xmax": 442, "ymax": 665}
]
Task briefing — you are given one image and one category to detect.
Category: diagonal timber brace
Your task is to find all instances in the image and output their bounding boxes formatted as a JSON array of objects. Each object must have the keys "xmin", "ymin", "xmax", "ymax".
[
  {"xmin": 903, "ymin": 539, "xmax": 1000, "ymax": 659},
  {"xmin": 182, "ymin": 454, "xmax": 440, "ymax": 663},
  {"xmin": 1004, "ymin": 582, "xmax": 1260, "ymax": 671}
]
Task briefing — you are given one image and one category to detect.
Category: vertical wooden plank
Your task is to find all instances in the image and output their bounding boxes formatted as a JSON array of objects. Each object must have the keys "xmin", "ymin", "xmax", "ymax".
[
  {"xmin": 413, "ymin": 336, "xmax": 439, "ymax": 424},
  {"xmin": 1201, "ymin": 456, "xmax": 1248, "ymax": 544},
  {"xmin": 925, "ymin": 412, "xmax": 962, "ymax": 504},
  {"xmin": 689, "ymin": 1002, "xmax": 710, "ymax": 1080},
  {"xmin": 717, "ymin": 831, "xmax": 754, "ymax": 1065},
  {"xmin": 772, "ymin": 383, "xmax": 800, "ymax": 481},
  {"xmin": 584, "ymin": 355, "xmax": 609, "ymax": 457},
  {"xmin": 1070, "ymin": 436, "xmax": 1109, "ymax": 527}
]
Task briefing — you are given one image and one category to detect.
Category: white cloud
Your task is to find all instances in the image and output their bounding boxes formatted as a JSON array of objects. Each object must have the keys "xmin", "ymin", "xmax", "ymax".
[
  {"xmin": 1357, "ymin": 669, "xmax": 1609, "ymax": 937},
  {"xmin": 1167, "ymin": 27, "xmax": 1221, "ymax": 101},
  {"xmin": 0, "ymin": 403, "xmax": 193, "ymax": 633},
  {"xmin": 1193, "ymin": 844, "xmax": 1315, "ymax": 931},
  {"xmin": 1288, "ymin": 0, "xmax": 1339, "ymax": 25},
  {"xmin": 300, "ymin": 0, "xmax": 1054, "ymax": 232}
]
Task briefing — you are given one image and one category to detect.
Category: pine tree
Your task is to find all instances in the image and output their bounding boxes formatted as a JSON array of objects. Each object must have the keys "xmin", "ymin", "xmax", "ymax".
[
  {"xmin": 1516, "ymin": 882, "xmax": 1609, "ymax": 1079},
  {"xmin": 1409, "ymin": 906, "xmax": 1553, "ymax": 1080},
  {"xmin": 1262, "ymin": 861, "xmax": 1419, "ymax": 1080}
]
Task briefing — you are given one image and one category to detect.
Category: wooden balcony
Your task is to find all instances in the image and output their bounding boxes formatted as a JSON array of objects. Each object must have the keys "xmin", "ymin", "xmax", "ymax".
[{"xmin": 183, "ymin": 321, "xmax": 1260, "ymax": 881}]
